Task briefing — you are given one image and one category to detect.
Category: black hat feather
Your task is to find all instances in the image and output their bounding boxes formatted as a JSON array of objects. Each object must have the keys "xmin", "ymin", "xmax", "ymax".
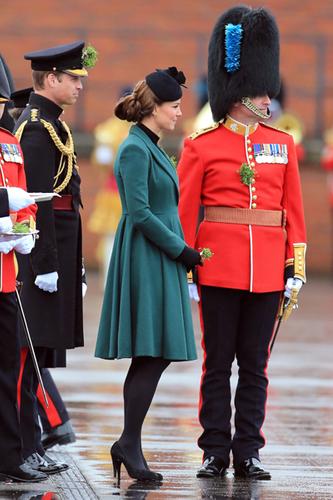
[{"xmin": 208, "ymin": 5, "xmax": 280, "ymax": 122}]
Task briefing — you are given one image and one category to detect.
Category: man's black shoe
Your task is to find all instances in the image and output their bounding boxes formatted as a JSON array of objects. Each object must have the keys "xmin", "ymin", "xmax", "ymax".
[
  {"xmin": 25, "ymin": 452, "xmax": 69, "ymax": 475},
  {"xmin": 0, "ymin": 463, "xmax": 47, "ymax": 482},
  {"xmin": 42, "ymin": 420, "xmax": 76, "ymax": 450},
  {"xmin": 196, "ymin": 456, "xmax": 227, "ymax": 478},
  {"xmin": 234, "ymin": 458, "xmax": 271, "ymax": 480}
]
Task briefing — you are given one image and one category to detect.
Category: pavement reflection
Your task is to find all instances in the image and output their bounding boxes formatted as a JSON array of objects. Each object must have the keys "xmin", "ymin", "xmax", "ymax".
[{"xmin": 1, "ymin": 274, "xmax": 331, "ymax": 499}]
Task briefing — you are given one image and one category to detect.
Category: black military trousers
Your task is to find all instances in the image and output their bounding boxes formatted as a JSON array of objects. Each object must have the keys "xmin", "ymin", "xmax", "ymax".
[
  {"xmin": 19, "ymin": 347, "xmax": 48, "ymax": 458},
  {"xmin": 38, "ymin": 368, "xmax": 69, "ymax": 432},
  {"xmin": 0, "ymin": 292, "xmax": 24, "ymax": 469},
  {"xmin": 198, "ymin": 285, "xmax": 280, "ymax": 467}
]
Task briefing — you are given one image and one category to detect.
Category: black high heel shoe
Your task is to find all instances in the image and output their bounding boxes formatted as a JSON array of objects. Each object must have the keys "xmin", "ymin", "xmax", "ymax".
[{"xmin": 110, "ymin": 442, "xmax": 163, "ymax": 482}]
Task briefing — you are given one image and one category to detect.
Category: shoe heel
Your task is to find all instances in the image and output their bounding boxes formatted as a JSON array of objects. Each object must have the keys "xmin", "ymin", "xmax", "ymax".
[{"xmin": 111, "ymin": 454, "xmax": 122, "ymax": 480}]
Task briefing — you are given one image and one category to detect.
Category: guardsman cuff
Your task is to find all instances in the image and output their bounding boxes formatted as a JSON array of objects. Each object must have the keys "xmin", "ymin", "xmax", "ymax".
[{"xmin": 293, "ymin": 243, "xmax": 307, "ymax": 283}]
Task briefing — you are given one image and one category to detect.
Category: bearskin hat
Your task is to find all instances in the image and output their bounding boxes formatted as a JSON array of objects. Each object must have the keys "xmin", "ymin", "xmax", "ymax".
[{"xmin": 208, "ymin": 5, "xmax": 280, "ymax": 122}]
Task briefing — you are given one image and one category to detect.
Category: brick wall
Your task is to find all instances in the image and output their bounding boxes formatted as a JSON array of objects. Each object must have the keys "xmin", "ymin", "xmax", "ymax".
[{"xmin": 3, "ymin": 0, "xmax": 333, "ymax": 135}]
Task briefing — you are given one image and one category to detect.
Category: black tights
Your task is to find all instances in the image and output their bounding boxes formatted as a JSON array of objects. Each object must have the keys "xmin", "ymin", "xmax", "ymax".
[{"xmin": 117, "ymin": 356, "xmax": 170, "ymax": 470}]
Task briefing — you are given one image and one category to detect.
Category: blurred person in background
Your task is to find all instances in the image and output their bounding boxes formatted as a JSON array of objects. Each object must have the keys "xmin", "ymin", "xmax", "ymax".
[{"xmin": 88, "ymin": 87, "xmax": 132, "ymax": 284}]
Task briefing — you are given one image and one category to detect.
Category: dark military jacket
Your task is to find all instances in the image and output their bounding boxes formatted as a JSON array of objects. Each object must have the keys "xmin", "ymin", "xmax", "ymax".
[{"xmin": 14, "ymin": 93, "xmax": 83, "ymax": 359}]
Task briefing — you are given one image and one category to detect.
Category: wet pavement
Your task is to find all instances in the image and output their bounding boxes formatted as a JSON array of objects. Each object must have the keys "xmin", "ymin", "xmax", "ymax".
[{"xmin": 1, "ymin": 273, "xmax": 332, "ymax": 499}]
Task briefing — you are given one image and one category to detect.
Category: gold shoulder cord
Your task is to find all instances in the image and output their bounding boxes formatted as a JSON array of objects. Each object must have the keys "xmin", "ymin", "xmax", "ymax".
[{"xmin": 15, "ymin": 119, "xmax": 76, "ymax": 193}]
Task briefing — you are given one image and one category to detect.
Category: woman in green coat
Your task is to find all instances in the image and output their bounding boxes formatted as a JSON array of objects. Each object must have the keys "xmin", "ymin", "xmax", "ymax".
[{"xmin": 95, "ymin": 67, "xmax": 202, "ymax": 481}]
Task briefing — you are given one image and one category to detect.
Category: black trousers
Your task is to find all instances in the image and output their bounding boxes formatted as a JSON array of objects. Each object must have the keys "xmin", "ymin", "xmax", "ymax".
[
  {"xmin": 198, "ymin": 286, "xmax": 280, "ymax": 466},
  {"xmin": 0, "ymin": 292, "xmax": 24, "ymax": 468},
  {"xmin": 19, "ymin": 347, "xmax": 48, "ymax": 458},
  {"xmin": 38, "ymin": 368, "xmax": 69, "ymax": 433}
]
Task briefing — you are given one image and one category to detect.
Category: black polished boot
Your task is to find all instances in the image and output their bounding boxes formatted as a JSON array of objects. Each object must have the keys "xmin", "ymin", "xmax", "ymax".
[
  {"xmin": 110, "ymin": 441, "xmax": 163, "ymax": 482},
  {"xmin": 0, "ymin": 463, "xmax": 47, "ymax": 482},
  {"xmin": 41, "ymin": 420, "xmax": 76, "ymax": 450},
  {"xmin": 234, "ymin": 458, "xmax": 271, "ymax": 480},
  {"xmin": 197, "ymin": 456, "xmax": 227, "ymax": 478}
]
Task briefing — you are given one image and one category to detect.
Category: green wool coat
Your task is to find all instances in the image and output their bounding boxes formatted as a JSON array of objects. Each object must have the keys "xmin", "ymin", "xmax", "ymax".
[{"xmin": 95, "ymin": 125, "xmax": 197, "ymax": 361}]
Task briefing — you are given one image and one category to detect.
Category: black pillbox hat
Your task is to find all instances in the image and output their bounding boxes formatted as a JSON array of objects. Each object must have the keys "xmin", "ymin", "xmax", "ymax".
[
  {"xmin": 145, "ymin": 67, "xmax": 186, "ymax": 102},
  {"xmin": 24, "ymin": 41, "xmax": 88, "ymax": 76}
]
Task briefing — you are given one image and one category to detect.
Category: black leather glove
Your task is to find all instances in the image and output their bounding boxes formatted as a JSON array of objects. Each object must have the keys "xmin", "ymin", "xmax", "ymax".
[{"xmin": 176, "ymin": 246, "xmax": 202, "ymax": 272}]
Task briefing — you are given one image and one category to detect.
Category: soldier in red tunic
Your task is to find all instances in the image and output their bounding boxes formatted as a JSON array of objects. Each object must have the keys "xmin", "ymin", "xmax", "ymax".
[
  {"xmin": 178, "ymin": 6, "xmax": 307, "ymax": 480},
  {"xmin": 0, "ymin": 57, "xmax": 46, "ymax": 482}
]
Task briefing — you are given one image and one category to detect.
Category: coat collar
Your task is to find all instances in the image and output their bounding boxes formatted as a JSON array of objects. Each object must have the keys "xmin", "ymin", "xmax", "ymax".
[
  {"xmin": 129, "ymin": 124, "xmax": 179, "ymax": 190},
  {"xmin": 223, "ymin": 114, "xmax": 258, "ymax": 136}
]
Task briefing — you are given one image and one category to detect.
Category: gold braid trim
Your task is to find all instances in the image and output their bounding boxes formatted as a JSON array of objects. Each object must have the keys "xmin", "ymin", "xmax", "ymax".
[
  {"xmin": 15, "ymin": 120, "xmax": 28, "ymax": 142},
  {"xmin": 15, "ymin": 118, "xmax": 77, "ymax": 194}
]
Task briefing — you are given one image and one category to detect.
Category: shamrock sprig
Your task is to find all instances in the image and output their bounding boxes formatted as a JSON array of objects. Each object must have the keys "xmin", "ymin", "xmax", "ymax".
[
  {"xmin": 169, "ymin": 155, "xmax": 178, "ymax": 169},
  {"xmin": 82, "ymin": 45, "xmax": 98, "ymax": 69},
  {"xmin": 239, "ymin": 163, "xmax": 256, "ymax": 186},
  {"xmin": 200, "ymin": 248, "xmax": 214, "ymax": 261}
]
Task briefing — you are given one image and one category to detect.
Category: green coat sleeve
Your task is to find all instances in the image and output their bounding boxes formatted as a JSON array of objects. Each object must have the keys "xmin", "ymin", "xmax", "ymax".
[{"xmin": 119, "ymin": 144, "xmax": 185, "ymax": 259}]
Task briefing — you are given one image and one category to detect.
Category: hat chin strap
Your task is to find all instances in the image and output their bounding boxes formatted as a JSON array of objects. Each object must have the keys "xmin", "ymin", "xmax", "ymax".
[{"xmin": 241, "ymin": 97, "xmax": 271, "ymax": 120}]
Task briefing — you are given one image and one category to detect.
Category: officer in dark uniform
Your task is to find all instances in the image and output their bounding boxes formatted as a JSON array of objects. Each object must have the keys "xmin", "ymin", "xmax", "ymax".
[
  {"xmin": 178, "ymin": 6, "xmax": 306, "ymax": 480},
  {"xmin": 14, "ymin": 41, "xmax": 97, "ymax": 473},
  {"xmin": 0, "ymin": 58, "xmax": 46, "ymax": 483},
  {"xmin": 9, "ymin": 86, "xmax": 76, "ymax": 451}
]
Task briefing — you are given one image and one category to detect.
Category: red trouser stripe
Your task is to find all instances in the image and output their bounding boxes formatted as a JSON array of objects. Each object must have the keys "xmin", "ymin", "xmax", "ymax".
[
  {"xmin": 17, "ymin": 347, "xmax": 28, "ymax": 411},
  {"xmin": 37, "ymin": 383, "xmax": 62, "ymax": 428},
  {"xmin": 197, "ymin": 285, "xmax": 207, "ymax": 461}
]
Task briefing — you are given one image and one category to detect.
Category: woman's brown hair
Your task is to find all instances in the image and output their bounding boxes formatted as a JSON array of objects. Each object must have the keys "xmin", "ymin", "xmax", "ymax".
[{"xmin": 114, "ymin": 80, "xmax": 162, "ymax": 122}]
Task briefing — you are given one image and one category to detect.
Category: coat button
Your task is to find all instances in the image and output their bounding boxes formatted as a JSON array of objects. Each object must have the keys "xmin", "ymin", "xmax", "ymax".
[
  {"xmin": 248, "ymin": 147, "xmax": 253, "ymax": 152},
  {"xmin": 251, "ymin": 186, "xmax": 256, "ymax": 192},
  {"xmin": 252, "ymin": 203, "xmax": 257, "ymax": 209},
  {"xmin": 248, "ymin": 154, "xmax": 253, "ymax": 160},
  {"xmin": 252, "ymin": 194, "xmax": 257, "ymax": 200},
  {"xmin": 250, "ymin": 162, "xmax": 255, "ymax": 167},
  {"xmin": 247, "ymin": 139, "xmax": 251, "ymax": 144}
]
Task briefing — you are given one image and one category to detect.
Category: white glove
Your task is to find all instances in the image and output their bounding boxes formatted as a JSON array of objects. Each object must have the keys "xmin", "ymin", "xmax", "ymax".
[
  {"xmin": 188, "ymin": 283, "xmax": 200, "ymax": 302},
  {"xmin": 0, "ymin": 239, "xmax": 15, "ymax": 254},
  {"xmin": 7, "ymin": 187, "xmax": 34, "ymax": 211},
  {"xmin": 0, "ymin": 216, "xmax": 13, "ymax": 233},
  {"xmin": 284, "ymin": 277, "xmax": 303, "ymax": 299},
  {"xmin": 13, "ymin": 234, "xmax": 35, "ymax": 255},
  {"xmin": 35, "ymin": 272, "xmax": 59, "ymax": 293},
  {"xmin": 82, "ymin": 282, "xmax": 88, "ymax": 298}
]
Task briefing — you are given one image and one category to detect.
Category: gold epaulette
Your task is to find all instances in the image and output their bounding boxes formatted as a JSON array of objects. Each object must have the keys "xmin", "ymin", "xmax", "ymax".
[
  {"xmin": 189, "ymin": 122, "xmax": 220, "ymax": 140},
  {"xmin": 259, "ymin": 121, "xmax": 291, "ymax": 136},
  {"xmin": 29, "ymin": 108, "xmax": 40, "ymax": 122}
]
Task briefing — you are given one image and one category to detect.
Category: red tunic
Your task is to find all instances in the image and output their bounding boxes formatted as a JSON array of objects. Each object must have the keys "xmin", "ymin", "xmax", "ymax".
[
  {"xmin": 0, "ymin": 128, "xmax": 36, "ymax": 293},
  {"xmin": 178, "ymin": 118, "xmax": 307, "ymax": 293}
]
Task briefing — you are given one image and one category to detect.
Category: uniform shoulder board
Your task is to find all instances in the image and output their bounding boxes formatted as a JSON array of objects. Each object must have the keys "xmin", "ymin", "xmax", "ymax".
[
  {"xmin": 189, "ymin": 122, "xmax": 220, "ymax": 140},
  {"xmin": 29, "ymin": 108, "xmax": 40, "ymax": 122},
  {"xmin": 259, "ymin": 121, "xmax": 291, "ymax": 136}
]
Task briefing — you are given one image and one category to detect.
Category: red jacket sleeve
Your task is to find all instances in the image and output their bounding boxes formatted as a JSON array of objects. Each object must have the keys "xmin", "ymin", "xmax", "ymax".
[
  {"xmin": 177, "ymin": 138, "xmax": 205, "ymax": 247},
  {"xmin": 282, "ymin": 135, "xmax": 307, "ymax": 280}
]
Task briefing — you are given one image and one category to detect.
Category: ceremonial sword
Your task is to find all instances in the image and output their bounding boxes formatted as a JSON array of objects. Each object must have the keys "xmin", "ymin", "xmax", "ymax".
[
  {"xmin": 15, "ymin": 284, "xmax": 49, "ymax": 407},
  {"xmin": 269, "ymin": 287, "xmax": 299, "ymax": 354}
]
